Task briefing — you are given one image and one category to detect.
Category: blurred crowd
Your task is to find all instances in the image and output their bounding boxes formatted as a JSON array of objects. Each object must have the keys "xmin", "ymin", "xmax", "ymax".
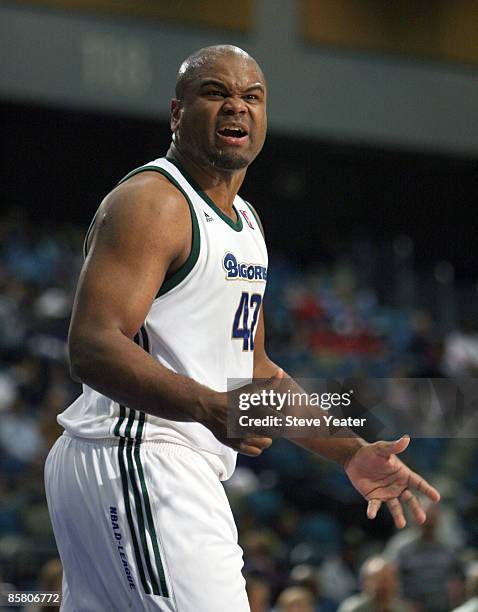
[{"xmin": 1, "ymin": 212, "xmax": 478, "ymax": 611}]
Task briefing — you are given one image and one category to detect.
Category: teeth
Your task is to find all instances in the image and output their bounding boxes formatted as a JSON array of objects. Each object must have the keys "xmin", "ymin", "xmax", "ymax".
[{"xmin": 220, "ymin": 127, "xmax": 245, "ymax": 136}]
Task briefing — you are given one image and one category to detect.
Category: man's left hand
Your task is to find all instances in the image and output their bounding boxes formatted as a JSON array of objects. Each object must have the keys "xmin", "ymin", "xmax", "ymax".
[{"xmin": 344, "ymin": 435, "xmax": 440, "ymax": 529}]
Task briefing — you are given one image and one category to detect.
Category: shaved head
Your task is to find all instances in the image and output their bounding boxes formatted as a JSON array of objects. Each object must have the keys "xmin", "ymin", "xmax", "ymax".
[
  {"xmin": 170, "ymin": 44, "xmax": 267, "ymax": 172},
  {"xmin": 175, "ymin": 45, "xmax": 264, "ymax": 100}
]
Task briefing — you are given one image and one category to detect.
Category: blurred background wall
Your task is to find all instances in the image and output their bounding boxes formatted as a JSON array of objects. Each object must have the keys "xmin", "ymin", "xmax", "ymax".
[
  {"xmin": 1, "ymin": 2, "xmax": 478, "ymax": 611},
  {"xmin": 2, "ymin": 0, "xmax": 478, "ymax": 152}
]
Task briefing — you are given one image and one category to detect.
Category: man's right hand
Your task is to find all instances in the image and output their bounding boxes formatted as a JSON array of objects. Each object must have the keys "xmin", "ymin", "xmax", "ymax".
[{"xmin": 199, "ymin": 369, "xmax": 284, "ymax": 456}]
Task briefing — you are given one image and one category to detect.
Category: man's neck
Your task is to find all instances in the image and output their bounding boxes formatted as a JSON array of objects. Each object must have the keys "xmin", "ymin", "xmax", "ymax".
[{"xmin": 166, "ymin": 144, "xmax": 247, "ymax": 220}]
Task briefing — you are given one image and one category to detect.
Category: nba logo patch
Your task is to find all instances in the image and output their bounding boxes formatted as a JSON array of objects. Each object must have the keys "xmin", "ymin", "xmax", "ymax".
[{"xmin": 239, "ymin": 210, "xmax": 254, "ymax": 229}]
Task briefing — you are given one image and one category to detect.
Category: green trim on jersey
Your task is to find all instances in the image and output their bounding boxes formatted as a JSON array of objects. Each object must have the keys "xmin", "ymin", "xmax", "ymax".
[
  {"xmin": 117, "ymin": 165, "xmax": 200, "ymax": 298},
  {"xmin": 166, "ymin": 157, "xmax": 244, "ymax": 233}
]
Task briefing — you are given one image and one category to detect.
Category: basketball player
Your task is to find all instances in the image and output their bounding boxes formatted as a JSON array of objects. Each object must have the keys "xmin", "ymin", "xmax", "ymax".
[{"xmin": 44, "ymin": 45, "xmax": 440, "ymax": 611}]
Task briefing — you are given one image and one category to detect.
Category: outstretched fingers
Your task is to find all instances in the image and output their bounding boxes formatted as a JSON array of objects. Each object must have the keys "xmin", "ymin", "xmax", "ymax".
[
  {"xmin": 367, "ymin": 499, "xmax": 382, "ymax": 520},
  {"xmin": 408, "ymin": 470, "xmax": 441, "ymax": 502},
  {"xmin": 367, "ymin": 495, "xmax": 410, "ymax": 528},
  {"xmin": 400, "ymin": 488, "xmax": 426, "ymax": 525},
  {"xmin": 386, "ymin": 498, "xmax": 407, "ymax": 529},
  {"xmin": 368, "ymin": 488, "xmax": 437, "ymax": 528}
]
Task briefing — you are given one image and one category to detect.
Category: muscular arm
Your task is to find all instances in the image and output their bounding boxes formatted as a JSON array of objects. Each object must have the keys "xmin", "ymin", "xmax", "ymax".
[{"xmin": 69, "ymin": 172, "xmax": 213, "ymax": 422}]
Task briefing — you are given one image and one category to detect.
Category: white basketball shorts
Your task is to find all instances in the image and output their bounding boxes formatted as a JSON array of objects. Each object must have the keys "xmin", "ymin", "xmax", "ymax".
[{"xmin": 44, "ymin": 433, "xmax": 249, "ymax": 611}]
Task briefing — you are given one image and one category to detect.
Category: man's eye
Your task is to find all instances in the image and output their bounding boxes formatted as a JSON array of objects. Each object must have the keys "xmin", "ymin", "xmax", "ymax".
[
  {"xmin": 207, "ymin": 90, "xmax": 226, "ymax": 97},
  {"xmin": 244, "ymin": 94, "xmax": 259, "ymax": 101}
]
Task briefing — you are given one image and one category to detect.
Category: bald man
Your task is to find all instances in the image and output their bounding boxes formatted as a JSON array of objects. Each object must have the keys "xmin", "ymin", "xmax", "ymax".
[
  {"xmin": 44, "ymin": 45, "xmax": 439, "ymax": 611},
  {"xmin": 338, "ymin": 556, "xmax": 413, "ymax": 612}
]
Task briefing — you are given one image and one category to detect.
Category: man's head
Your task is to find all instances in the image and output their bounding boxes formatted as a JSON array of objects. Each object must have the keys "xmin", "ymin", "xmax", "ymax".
[
  {"xmin": 276, "ymin": 586, "xmax": 315, "ymax": 612},
  {"xmin": 360, "ymin": 556, "xmax": 398, "ymax": 603},
  {"xmin": 171, "ymin": 45, "xmax": 267, "ymax": 172}
]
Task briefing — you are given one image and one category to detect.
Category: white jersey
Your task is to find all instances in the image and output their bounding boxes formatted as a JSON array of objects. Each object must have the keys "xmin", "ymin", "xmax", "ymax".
[{"xmin": 58, "ymin": 157, "xmax": 268, "ymax": 480}]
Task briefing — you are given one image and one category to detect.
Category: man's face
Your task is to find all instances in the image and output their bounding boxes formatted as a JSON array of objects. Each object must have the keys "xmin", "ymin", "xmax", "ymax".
[{"xmin": 171, "ymin": 53, "xmax": 267, "ymax": 171}]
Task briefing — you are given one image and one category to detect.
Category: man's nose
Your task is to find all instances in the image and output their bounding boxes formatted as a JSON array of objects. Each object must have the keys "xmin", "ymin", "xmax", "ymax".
[{"xmin": 222, "ymin": 96, "xmax": 247, "ymax": 114}]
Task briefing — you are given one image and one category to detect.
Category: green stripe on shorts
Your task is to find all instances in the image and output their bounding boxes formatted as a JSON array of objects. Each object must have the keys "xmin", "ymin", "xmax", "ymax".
[
  {"xmin": 117, "ymin": 410, "xmax": 151, "ymax": 594},
  {"xmin": 114, "ymin": 407, "xmax": 169, "ymax": 598},
  {"xmin": 134, "ymin": 414, "xmax": 169, "ymax": 597}
]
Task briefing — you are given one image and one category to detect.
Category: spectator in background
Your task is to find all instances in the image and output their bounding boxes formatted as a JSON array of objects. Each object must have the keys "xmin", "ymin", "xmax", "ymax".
[
  {"xmin": 246, "ymin": 573, "xmax": 272, "ymax": 612},
  {"xmin": 0, "ymin": 275, "xmax": 30, "ymax": 354},
  {"xmin": 0, "ymin": 393, "xmax": 45, "ymax": 472},
  {"xmin": 407, "ymin": 310, "xmax": 442, "ymax": 377},
  {"xmin": 443, "ymin": 318, "xmax": 478, "ymax": 376},
  {"xmin": 337, "ymin": 556, "xmax": 412, "ymax": 612},
  {"xmin": 451, "ymin": 562, "xmax": 478, "ymax": 612},
  {"xmin": 275, "ymin": 586, "xmax": 315, "ymax": 612},
  {"xmin": 386, "ymin": 502, "xmax": 464, "ymax": 612},
  {"xmin": 289, "ymin": 564, "xmax": 336, "ymax": 612},
  {"xmin": 318, "ymin": 530, "xmax": 362, "ymax": 605},
  {"xmin": 242, "ymin": 529, "xmax": 283, "ymax": 591},
  {"xmin": 29, "ymin": 558, "xmax": 62, "ymax": 612}
]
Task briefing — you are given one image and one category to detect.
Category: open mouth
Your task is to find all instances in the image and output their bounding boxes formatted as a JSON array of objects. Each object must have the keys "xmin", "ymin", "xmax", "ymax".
[{"xmin": 216, "ymin": 126, "xmax": 249, "ymax": 144}]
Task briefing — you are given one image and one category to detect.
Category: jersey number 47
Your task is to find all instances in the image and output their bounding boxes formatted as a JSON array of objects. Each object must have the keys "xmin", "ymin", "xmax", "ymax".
[{"xmin": 232, "ymin": 292, "xmax": 262, "ymax": 351}]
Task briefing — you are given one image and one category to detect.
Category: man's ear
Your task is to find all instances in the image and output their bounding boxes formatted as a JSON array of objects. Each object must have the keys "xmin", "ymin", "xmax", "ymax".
[{"xmin": 170, "ymin": 98, "xmax": 182, "ymax": 133}]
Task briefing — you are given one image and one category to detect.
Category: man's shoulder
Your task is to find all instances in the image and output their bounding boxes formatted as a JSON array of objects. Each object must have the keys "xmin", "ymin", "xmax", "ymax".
[
  {"xmin": 85, "ymin": 162, "xmax": 191, "ymax": 255},
  {"xmin": 101, "ymin": 164, "xmax": 190, "ymax": 224}
]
